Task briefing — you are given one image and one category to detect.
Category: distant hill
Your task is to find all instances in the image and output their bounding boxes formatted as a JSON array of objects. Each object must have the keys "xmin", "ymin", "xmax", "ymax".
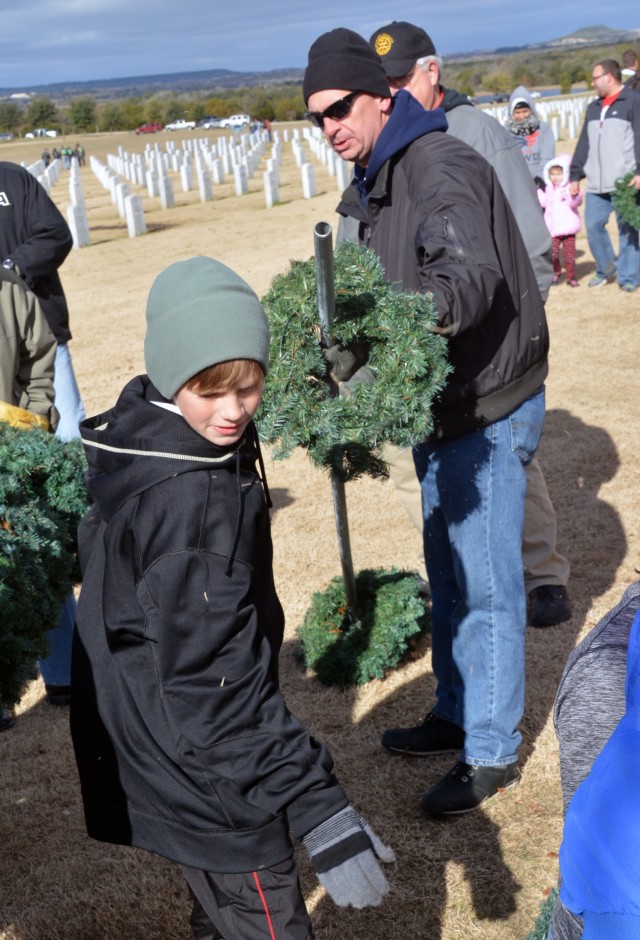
[
  {"xmin": 0, "ymin": 67, "xmax": 306, "ymax": 102},
  {"xmin": 2, "ymin": 24, "xmax": 639, "ymax": 102}
]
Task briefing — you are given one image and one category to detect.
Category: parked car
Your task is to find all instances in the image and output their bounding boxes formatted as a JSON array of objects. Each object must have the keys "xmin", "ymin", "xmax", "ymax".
[
  {"xmin": 0, "ymin": 132, "xmax": 13, "ymax": 142},
  {"xmin": 25, "ymin": 128, "xmax": 58, "ymax": 139},
  {"xmin": 218, "ymin": 114, "xmax": 251, "ymax": 129},
  {"xmin": 135, "ymin": 122, "xmax": 163, "ymax": 134},
  {"xmin": 200, "ymin": 116, "xmax": 224, "ymax": 129},
  {"xmin": 164, "ymin": 118, "xmax": 197, "ymax": 131}
]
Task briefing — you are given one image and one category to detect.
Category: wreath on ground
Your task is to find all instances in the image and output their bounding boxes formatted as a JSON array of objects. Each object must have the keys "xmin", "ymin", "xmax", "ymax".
[
  {"xmin": 612, "ymin": 172, "xmax": 640, "ymax": 230},
  {"xmin": 298, "ymin": 568, "xmax": 429, "ymax": 687},
  {"xmin": 258, "ymin": 241, "xmax": 451, "ymax": 482},
  {"xmin": 0, "ymin": 425, "xmax": 88, "ymax": 705}
]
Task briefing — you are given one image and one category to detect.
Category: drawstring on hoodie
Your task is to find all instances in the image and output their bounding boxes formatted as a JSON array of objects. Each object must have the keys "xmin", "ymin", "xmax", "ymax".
[{"xmin": 224, "ymin": 425, "xmax": 272, "ymax": 577}]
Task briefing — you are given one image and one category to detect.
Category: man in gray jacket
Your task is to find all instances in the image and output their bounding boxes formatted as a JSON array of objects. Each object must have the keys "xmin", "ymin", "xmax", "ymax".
[{"xmin": 367, "ymin": 20, "xmax": 570, "ymax": 629}]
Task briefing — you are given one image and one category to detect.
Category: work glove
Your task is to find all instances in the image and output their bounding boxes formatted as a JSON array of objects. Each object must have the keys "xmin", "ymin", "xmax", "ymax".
[
  {"xmin": 338, "ymin": 365, "xmax": 376, "ymax": 400},
  {"xmin": 323, "ymin": 339, "xmax": 370, "ymax": 383},
  {"xmin": 302, "ymin": 804, "xmax": 395, "ymax": 909}
]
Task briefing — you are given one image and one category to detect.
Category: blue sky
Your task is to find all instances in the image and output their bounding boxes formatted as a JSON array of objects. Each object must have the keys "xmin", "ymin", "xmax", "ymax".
[{"xmin": 2, "ymin": 1, "xmax": 639, "ymax": 89}]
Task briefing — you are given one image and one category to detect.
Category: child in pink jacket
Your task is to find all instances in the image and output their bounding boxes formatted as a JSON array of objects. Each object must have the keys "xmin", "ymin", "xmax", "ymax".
[{"xmin": 538, "ymin": 153, "xmax": 583, "ymax": 287}]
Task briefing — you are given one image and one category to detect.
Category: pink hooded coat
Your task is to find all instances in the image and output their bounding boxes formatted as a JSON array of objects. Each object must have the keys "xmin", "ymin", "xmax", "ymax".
[{"xmin": 538, "ymin": 153, "xmax": 583, "ymax": 237}]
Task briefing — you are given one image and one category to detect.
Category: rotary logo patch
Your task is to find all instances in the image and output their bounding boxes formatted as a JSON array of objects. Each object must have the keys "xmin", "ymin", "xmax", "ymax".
[{"xmin": 374, "ymin": 33, "xmax": 394, "ymax": 57}]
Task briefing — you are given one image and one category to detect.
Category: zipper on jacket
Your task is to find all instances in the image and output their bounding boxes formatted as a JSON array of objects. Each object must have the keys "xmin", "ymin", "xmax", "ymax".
[{"xmin": 443, "ymin": 215, "xmax": 465, "ymax": 261}]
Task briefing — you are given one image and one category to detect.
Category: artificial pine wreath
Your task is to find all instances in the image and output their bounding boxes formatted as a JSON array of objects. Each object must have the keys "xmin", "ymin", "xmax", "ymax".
[
  {"xmin": 258, "ymin": 241, "xmax": 451, "ymax": 482},
  {"xmin": 0, "ymin": 425, "xmax": 89, "ymax": 705},
  {"xmin": 612, "ymin": 172, "xmax": 640, "ymax": 230},
  {"xmin": 298, "ymin": 568, "xmax": 429, "ymax": 687}
]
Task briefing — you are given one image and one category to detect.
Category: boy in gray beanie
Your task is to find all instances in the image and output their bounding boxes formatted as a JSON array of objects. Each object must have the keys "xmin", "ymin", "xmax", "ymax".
[{"xmin": 70, "ymin": 256, "xmax": 394, "ymax": 939}]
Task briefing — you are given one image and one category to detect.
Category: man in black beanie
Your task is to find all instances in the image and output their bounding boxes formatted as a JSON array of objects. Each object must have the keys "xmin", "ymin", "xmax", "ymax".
[
  {"xmin": 366, "ymin": 20, "xmax": 571, "ymax": 632},
  {"xmin": 305, "ymin": 28, "xmax": 549, "ymax": 818}
]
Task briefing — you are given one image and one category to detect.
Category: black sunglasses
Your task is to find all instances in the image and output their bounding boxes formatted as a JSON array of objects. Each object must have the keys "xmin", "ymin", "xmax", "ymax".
[{"xmin": 305, "ymin": 91, "xmax": 362, "ymax": 129}]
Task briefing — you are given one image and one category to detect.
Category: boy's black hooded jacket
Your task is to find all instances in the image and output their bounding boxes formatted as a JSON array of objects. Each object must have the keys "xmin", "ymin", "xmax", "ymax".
[
  {"xmin": 337, "ymin": 91, "xmax": 549, "ymax": 441},
  {"xmin": 71, "ymin": 376, "xmax": 347, "ymax": 872}
]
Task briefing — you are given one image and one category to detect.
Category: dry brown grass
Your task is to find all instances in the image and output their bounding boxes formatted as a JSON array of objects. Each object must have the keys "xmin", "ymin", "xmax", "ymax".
[{"xmin": 0, "ymin": 127, "xmax": 637, "ymax": 939}]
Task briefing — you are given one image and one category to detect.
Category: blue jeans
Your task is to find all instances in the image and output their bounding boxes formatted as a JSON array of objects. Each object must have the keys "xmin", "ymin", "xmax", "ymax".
[
  {"xmin": 53, "ymin": 343, "xmax": 86, "ymax": 441},
  {"xmin": 413, "ymin": 390, "xmax": 545, "ymax": 766},
  {"xmin": 38, "ymin": 343, "xmax": 85, "ymax": 688},
  {"xmin": 585, "ymin": 191, "xmax": 640, "ymax": 287}
]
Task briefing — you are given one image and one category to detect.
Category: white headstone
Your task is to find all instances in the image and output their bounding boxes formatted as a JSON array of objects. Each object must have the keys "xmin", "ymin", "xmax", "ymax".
[
  {"xmin": 233, "ymin": 164, "xmax": 248, "ymax": 196},
  {"xmin": 211, "ymin": 159, "xmax": 225, "ymax": 184},
  {"xmin": 197, "ymin": 167, "xmax": 213, "ymax": 202},
  {"xmin": 124, "ymin": 194, "xmax": 146, "ymax": 238},
  {"xmin": 66, "ymin": 203, "xmax": 91, "ymax": 248},
  {"xmin": 159, "ymin": 175, "xmax": 175, "ymax": 209},
  {"xmin": 301, "ymin": 162, "xmax": 316, "ymax": 199},
  {"xmin": 263, "ymin": 170, "xmax": 278, "ymax": 208}
]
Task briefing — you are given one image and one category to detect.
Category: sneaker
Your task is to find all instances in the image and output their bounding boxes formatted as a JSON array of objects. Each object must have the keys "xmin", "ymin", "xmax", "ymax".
[
  {"xmin": 381, "ymin": 712, "xmax": 464, "ymax": 756},
  {"xmin": 588, "ymin": 275, "xmax": 609, "ymax": 287},
  {"xmin": 420, "ymin": 760, "xmax": 519, "ymax": 817},
  {"xmin": 620, "ymin": 283, "xmax": 637, "ymax": 293},
  {"xmin": 45, "ymin": 685, "xmax": 71, "ymax": 707},
  {"xmin": 551, "ymin": 275, "xmax": 561, "ymax": 285},
  {"xmin": 567, "ymin": 279, "xmax": 579, "ymax": 288},
  {"xmin": 527, "ymin": 585, "xmax": 572, "ymax": 627},
  {"xmin": 0, "ymin": 705, "xmax": 16, "ymax": 732}
]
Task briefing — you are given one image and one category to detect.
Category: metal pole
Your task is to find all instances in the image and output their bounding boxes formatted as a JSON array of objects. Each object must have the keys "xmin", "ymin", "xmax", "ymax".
[{"xmin": 313, "ymin": 221, "xmax": 359, "ymax": 620}]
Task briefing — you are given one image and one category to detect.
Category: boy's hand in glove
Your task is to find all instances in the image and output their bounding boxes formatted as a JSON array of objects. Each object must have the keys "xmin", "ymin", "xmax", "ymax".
[{"xmin": 302, "ymin": 805, "xmax": 395, "ymax": 909}]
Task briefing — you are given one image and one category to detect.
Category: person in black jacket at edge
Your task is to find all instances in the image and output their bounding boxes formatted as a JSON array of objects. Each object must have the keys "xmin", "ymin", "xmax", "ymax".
[
  {"xmin": 304, "ymin": 29, "xmax": 549, "ymax": 817},
  {"xmin": 70, "ymin": 257, "xmax": 395, "ymax": 940},
  {"xmin": 0, "ymin": 161, "xmax": 85, "ymax": 716}
]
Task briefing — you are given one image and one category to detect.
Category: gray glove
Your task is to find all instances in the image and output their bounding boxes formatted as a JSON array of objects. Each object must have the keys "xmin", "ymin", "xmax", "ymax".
[
  {"xmin": 323, "ymin": 339, "xmax": 370, "ymax": 383},
  {"xmin": 302, "ymin": 804, "xmax": 395, "ymax": 909},
  {"xmin": 338, "ymin": 365, "xmax": 376, "ymax": 399}
]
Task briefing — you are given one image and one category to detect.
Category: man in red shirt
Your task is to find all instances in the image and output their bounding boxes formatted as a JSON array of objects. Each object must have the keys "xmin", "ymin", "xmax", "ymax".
[{"xmin": 570, "ymin": 59, "xmax": 640, "ymax": 291}]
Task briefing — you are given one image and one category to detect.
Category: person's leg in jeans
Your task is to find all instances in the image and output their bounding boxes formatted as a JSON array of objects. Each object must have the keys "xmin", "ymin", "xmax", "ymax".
[
  {"xmin": 181, "ymin": 857, "xmax": 313, "ymax": 940},
  {"xmin": 522, "ymin": 457, "xmax": 571, "ymax": 592},
  {"xmin": 38, "ymin": 342, "xmax": 86, "ymax": 698},
  {"xmin": 585, "ymin": 192, "xmax": 616, "ymax": 280},
  {"xmin": 414, "ymin": 391, "xmax": 545, "ymax": 766},
  {"xmin": 614, "ymin": 209, "xmax": 640, "ymax": 289}
]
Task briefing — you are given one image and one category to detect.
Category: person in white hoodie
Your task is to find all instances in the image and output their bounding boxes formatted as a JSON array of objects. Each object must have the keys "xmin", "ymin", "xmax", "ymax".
[
  {"xmin": 505, "ymin": 86, "xmax": 556, "ymax": 183},
  {"xmin": 538, "ymin": 153, "xmax": 583, "ymax": 287}
]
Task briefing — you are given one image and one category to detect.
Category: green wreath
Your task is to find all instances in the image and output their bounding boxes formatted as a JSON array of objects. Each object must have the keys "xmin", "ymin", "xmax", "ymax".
[
  {"xmin": 298, "ymin": 568, "xmax": 429, "ymax": 687},
  {"xmin": 0, "ymin": 426, "xmax": 88, "ymax": 704},
  {"xmin": 612, "ymin": 172, "xmax": 640, "ymax": 230},
  {"xmin": 258, "ymin": 241, "xmax": 451, "ymax": 482}
]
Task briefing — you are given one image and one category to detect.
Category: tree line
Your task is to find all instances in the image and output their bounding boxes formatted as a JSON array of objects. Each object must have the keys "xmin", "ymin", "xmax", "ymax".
[{"xmin": 0, "ymin": 39, "xmax": 634, "ymax": 136}]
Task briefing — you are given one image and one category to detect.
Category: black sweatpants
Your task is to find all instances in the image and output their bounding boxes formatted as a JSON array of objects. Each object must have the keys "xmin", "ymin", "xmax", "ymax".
[{"xmin": 181, "ymin": 856, "xmax": 313, "ymax": 940}]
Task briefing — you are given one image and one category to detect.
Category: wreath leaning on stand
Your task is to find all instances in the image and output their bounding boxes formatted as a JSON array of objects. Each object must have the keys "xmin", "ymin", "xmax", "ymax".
[
  {"xmin": 258, "ymin": 241, "xmax": 452, "ymax": 482},
  {"xmin": 612, "ymin": 172, "xmax": 640, "ymax": 230}
]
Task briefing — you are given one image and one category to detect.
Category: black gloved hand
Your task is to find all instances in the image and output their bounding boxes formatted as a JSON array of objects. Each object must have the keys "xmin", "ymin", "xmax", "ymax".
[
  {"xmin": 303, "ymin": 804, "xmax": 395, "ymax": 909},
  {"xmin": 323, "ymin": 338, "xmax": 370, "ymax": 383},
  {"xmin": 533, "ymin": 175, "xmax": 546, "ymax": 191}
]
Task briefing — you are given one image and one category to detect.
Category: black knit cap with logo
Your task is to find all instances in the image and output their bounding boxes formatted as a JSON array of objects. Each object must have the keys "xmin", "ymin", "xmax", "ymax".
[
  {"xmin": 370, "ymin": 21, "xmax": 436, "ymax": 77},
  {"xmin": 303, "ymin": 27, "xmax": 391, "ymax": 105}
]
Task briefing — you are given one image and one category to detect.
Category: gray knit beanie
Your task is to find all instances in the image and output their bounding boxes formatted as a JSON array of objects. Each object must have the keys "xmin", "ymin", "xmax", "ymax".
[{"xmin": 144, "ymin": 257, "xmax": 270, "ymax": 399}]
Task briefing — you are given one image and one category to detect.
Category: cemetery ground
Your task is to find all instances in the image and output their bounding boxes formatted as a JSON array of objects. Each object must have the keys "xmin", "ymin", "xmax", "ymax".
[{"xmin": 0, "ymin": 126, "xmax": 638, "ymax": 940}]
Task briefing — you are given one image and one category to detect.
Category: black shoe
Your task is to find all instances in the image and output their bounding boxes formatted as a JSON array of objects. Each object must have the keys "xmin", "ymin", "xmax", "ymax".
[
  {"xmin": 421, "ymin": 760, "xmax": 519, "ymax": 817},
  {"xmin": 45, "ymin": 685, "xmax": 71, "ymax": 707},
  {"xmin": 381, "ymin": 712, "xmax": 464, "ymax": 756},
  {"xmin": 527, "ymin": 585, "xmax": 572, "ymax": 627},
  {"xmin": 0, "ymin": 705, "xmax": 16, "ymax": 731}
]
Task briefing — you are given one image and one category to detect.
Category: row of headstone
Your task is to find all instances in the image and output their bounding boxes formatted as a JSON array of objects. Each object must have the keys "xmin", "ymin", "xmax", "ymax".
[
  {"xmin": 89, "ymin": 155, "xmax": 147, "ymax": 238},
  {"xmin": 25, "ymin": 156, "xmax": 63, "ymax": 197},
  {"xmin": 67, "ymin": 164, "xmax": 90, "ymax": 248}
]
